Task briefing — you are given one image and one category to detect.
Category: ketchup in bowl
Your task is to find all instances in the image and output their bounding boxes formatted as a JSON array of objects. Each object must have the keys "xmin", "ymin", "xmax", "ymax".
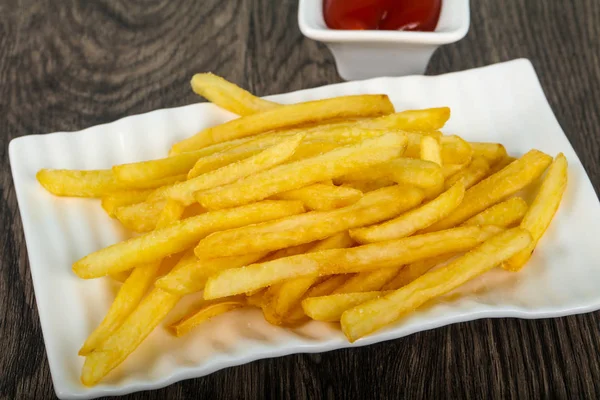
[{"xmin": 324, "ymin": 0, "xmax": 442, "ymax": 31}]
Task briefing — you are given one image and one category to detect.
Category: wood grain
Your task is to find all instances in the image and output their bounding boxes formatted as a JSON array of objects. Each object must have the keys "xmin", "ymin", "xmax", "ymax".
[{"xmin": 1, "ymin": 0, "xmax": 599, "ymax": 399}]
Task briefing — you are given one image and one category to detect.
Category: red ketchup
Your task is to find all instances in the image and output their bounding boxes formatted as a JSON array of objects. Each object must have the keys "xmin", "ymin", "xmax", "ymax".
[{"xmin": 324, "ymin": 0, "xmax": 442, "ymax": 32}]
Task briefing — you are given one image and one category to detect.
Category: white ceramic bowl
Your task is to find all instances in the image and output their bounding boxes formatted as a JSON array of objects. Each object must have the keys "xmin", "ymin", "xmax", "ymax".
[{"xmin": 298, "ymin": 0, "xmax": 470, "ymax": 80}]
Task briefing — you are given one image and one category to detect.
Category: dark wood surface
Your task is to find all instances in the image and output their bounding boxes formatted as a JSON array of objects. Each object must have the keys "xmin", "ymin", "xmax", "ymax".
[{"xmin": 1, "ymin": 1, "xmax": 599, "ymax": 399}]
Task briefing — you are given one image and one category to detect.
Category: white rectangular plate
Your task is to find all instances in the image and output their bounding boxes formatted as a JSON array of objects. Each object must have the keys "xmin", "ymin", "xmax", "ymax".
[{"xmin": 10, "ymin": 59, "xmax": 600, "ymax": 399}]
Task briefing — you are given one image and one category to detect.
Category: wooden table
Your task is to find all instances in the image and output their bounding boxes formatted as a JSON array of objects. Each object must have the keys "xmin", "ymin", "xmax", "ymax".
[{"xmin": 2, "ymin": 1, "xmax": 599, "ymax": 398}]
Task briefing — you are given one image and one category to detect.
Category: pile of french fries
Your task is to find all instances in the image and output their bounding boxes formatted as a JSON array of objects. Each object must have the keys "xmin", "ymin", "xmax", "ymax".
[{"xmin": 36, "ymin": 73, "xmax": 568, "ymax": 386}]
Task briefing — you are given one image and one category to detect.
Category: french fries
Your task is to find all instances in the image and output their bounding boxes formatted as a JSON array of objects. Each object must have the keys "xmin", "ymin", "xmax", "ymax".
[
  {"xmin": 420, "ymin": 135, "xmax": 442, "ymax": 165},
  {"xmin": 81, "ymin": 288, "xmax": 181, "ymax": 386},
  {"xmin": 423, "ymin": 150, "xmax": 553, "ymax": 232},
  {"xmin": 444, "ymin": 157, "xmax": 490, "ymax": 190},
  {"xmin": 170, "ymin": 297, "xmax": 247, "ymax": 337},
  {"xmin": 503, "ymin": 153, "xmax": 568, "ymax": 271},
  {"xmin": 350, "ymin": 182, "xmax": 465, "ymax": 244},
  {"xmin": 339, "ymin": 158, "xmax": 444, "ymax": 189},
  {"xmin": 73, "ymin": 200, "xmax": 305, "ymax": 278},
  {"xmin": 151, "ymin": 134, "xmax": 303, "ymax": 205},
  {"xmin": 101, "ymin": 189, "xmax": 153, "ymax": 217},
  {"xmin": 36, "ymin": 73, "xmax": 569, "ymax": 386},
  {"xmin": 155, "ymin": 252, "xmax": 268, "ymax": 296},
  {"xmin": 170, "ymin": 94, "xmax": 394, "ymax": 153},
  {"xmin": 341, "ymin": 228, "xmax": 532, "ymax": 341},
  {"xmin": 470, "ymin": 142, "xmax": 508, "ymax": 165},
  {"xmin": 358, "ymin": 107, "xmax": 450, "ymax": 131},
  {"xmin": 195, "ymin": 185, "xmax": 423, "ymax": 258},
  {"xmin": 191, "ymin": 73, "xmax": 279, "ymax": 116},
  {"xmin": 37, "ymin": 169, "xmax": 124, "ymax": 197},
  {"xmin": 79, "ymin": 197, "xmax": 184, "ymax": 356},
  {"xmin": 462, "ymin": 197, "xmax": 528, "ymax": 228},
  {"xmin": 271, "ymin": 183, "xmax": 363, "ymax": 211},
  {"xmin": 203, "ymin": 226, "xmax": 502, "ymax": 299},
  {"xmin": 260, "ymin": 232, "xmax": 355, "ymax": 325},
  {"xmin": 197, "ymin": 132, "xmax": 408, "ymax": 210},
  {"xmin": 302, "ymin": 291, "xmax": 392, "ymax": 322}
]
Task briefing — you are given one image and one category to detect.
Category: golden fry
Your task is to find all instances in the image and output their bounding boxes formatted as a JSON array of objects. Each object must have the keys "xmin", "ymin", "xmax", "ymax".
[
  {"xmin": 444, "ymin": 157, "xmax": 490, "ymax": 190},
  {"xmin": 340, "ymin": 228, "xmax": 532, "ymax": 341},
  {"xmin": 170, "ymin": 298, "xmax": 246, "ymax": 337},
  {"xmin": 351, "ymin": 183, "xmax": 464, "ymax": 244},
  {"xmin": 155, "ymin": 253, "xmax": 267, "ymax": 296},
  {"xmin": 203, "ymin": 226, "xmax": 502, "ymax": 299},
  {"xmin": 170, "ymin": 95, "xmax": 394, "ymax": 153},
  {"xmin": 302, "ymin": 291, "xmax": 392, "ymax": 322},
  {"xmin": 424, "ymin": 150, "xmax": 552, "ymax": 232},
  {"xmin": 332, "ymin": 268, "xmax": 400, "ymax": 294},
  {"xmin": 261, "ymin": 232, "xmax": 355, "ymax": 325},
  {"xmin": 81, "ymin": 289, "xmax": 181, "ymax": 386},
  {"xmin": 152, "ymin": 134, "xmax": 303, "ymax": 205},
  {"xmin": 73, "ymin": 200, "xmax": 305, "ymax": 279},
  {"xmin": 101, "ymin": 189, "xmax": 153, "ymax": 218},
  {"xmin": 420, "ymin": 136, "xmax": 442, "ymax": 165},
  {"xmin": 195, "ymin": 185, "xmax": 423, "ymax": 258},
  {"xmin": 503, "ymin": 153, "xmax": 567, "ymax": 271},
  {"xmin": 339, "ymin": 158, "xmax": 444, "ymax": 189},
  {"xmin": 271, "ymin": 183, "xmax": 363, "ymax": 211},
  {"xmin": 358, "ymin": 107, "xmax": 450, "ymax": 131},
  {"xmin": 191, "ymin": 73, "xmax": 279, "ymax": 116},
  {"xmin": 462, "ymin": 197, "xmax": 528, "ymax": 228},
  {"xmin": 470, "ymin": 142, "xmax": 508, "ymax": 165},
  {"xmin": 37, "ymin": 169, "xmax": 123, "ymax": 198},
  {"xmin": 197, "ymin": 132, "xmax": 407, "ymax": 210}
]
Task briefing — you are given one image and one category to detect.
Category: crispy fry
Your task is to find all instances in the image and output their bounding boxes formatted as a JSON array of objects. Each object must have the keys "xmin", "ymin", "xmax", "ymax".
[
  {"xmin": 195, "ymin": 185, "xmax": 423, "ymax": 258},
  {"xmin": 381, "ymin": 254, "xmax": 455, "ymax": 291},
  {"xmin": 101, "ymin": 190, "xmax": 153, "ymax": 217},
  {"xmin": 341, "ymin": 179, "xmax": 395, "ymax": 192},
  {"xmin": 340, "ymin": 228, "xmax": 532, "ymax": 341},
  {"xmin": 339, "ymin": 158, "xmax": 444, "ymax": 189},
  {"xmin": 79, "ymin": 195, "xmax": 186, "ymax": 355},
  {"xmin": 155, "ymin": 253, "xmax": 267, "ymax": 296},
  {"xmin": 155, "ymin": 199, "xmax": 186, "ymax": 227},
  {"xmin": 114, "ymin": 199, "xmax": 167, "ymax": 233},
  {"xmin": 423, "ymin": 150, "xmax": 553, "ymax": 232},
  {"xmin": 441, "ymin": 163, "xmax": 467, "ymax": 178},
  {"xmin": 488, "ymin": 156, "xmax": 517, "ymax": 175},
  {"xmin": 261, "ymin": 232, "xmax": 355, "ymax": 325},
  {"xmin": 81, "ymin": 288, "xmax": 181, "ymax": 386},
  {"xmin": 444, "ymin": 157, "xmax": 490, "ymax": 190},
  {"xmin": 170, "ymin": 297, "xmax": 247, "ymax": 337},
  {"xmin": 109, "ymin": 270, "xmax": 131, "ymax": 283},
  {"xmin": 404, "ymin": 133, "xmax": 472, "ymax": 165},
  {"xmin": 73, "ymin": 200, "xmax": 305, "ymax": 279},
  {"xmin": 333, "ymin": 268, "xmax": 400, "ymax": 294},
  {"xmin": 470, "ymin": 142, "xmax": 508, "ymax": 165},
  {"xmin": 185, "ymin": 124, "xmax": 384, "ymax": 179},
  {"xmin": 503, "ymin": 153, "xmax": 567, "ymax": 271},
  {"xmin": 439, "ymin": 135, "xmax": 473, "ymax": 165},
  {"xmin": 304, "ymin": 274, "xmax": 353, "ymax": 298},
  {"xmin": 113, "ymin": 152, "xmax": 209, "ymax": 184},
  {"xmin": 152, "ymin": 134, "xmax": 303, "ymax": 205},
  {"xmin": 37, "ymin": 169, "xmax": 123, "ymax": 198},
  {"xmin": 420, "ymin": 136, "xmax": 442, "ymax": 165},
  {"xmin": 170, "ymin": 95, "xmax": 394, "ymax": 153},
  {"xmin": 358, "ymin": 107, "xmax": 450, "ymax": 131},
  {"xmin": 351, "ymin": 183, "xmax": 465, "ymax": 244},
  {"xmin": 271, "ymin": 183, "xmax": 363, "ymax": 211},
  {"xmin": 191, "ymin": 73, "xmax": 279, "ymax": 115},
  {"xmin": 197, "ymin": 132, "xmax": 407, "ymax": 210},
  {"xmin": 303, "ymin": 291, "xmax": 392, "ymax": 322},
  {"xmin": 462, "ymin": 197, "xmax": 528, "ymax": 228},
  {"xmin": 203, "ymin": 226, "xmax": 502, "ymax": 299}
]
